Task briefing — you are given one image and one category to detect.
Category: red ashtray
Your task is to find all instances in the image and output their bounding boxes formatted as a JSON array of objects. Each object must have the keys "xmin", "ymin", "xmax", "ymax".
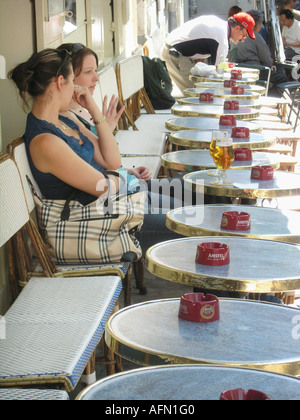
[
  {"xmin": 231, "ymin": 69, "xmax": 243, "ymax": 80},
  {"xmin": 199, "ymin": 93, "xmax": 214, "ymax": 102},
  {"xmin": 251, "ymin": 166, "xmax": 274, "ymax": 180},
  {"xmin": 224, "ymin": 100, "xmax": 239, "ymax": 110},
  {"xmin": 178, "ymin": 293, "xmax": 220, "ymax": 323},
  {"xmin": 220, "ymin": 115, "xmax": 236, "ymax": 126},
  {"xmin": 232, "ymin": 127, "xmax": 250, "ymax": 138},
  {"xmin": 234, "ymin": 148, "xmax": 252, "ymax": 161},
  {"xmin": 220, "ymin": 388, "xmax": 270, "ymax": 401},
  {"xmin": 196, "ymin": 242, "xmax": 230, "ymax": 266},
  {"xmin": 221, "ymin": 211, "xmax": 251, "ymax": 231},
  {"xmin": 231, "ymin": 86, "xmax": 245, "ymax": 95},
  {"xmin": 224, "ymin": 80, "xmax": 236, "ymax": 88}
]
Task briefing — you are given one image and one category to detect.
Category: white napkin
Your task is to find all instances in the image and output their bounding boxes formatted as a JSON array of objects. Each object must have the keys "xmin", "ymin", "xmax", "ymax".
[{"xmin": 190, "ymin": 62, "xmax": 218, "ymax": 78}]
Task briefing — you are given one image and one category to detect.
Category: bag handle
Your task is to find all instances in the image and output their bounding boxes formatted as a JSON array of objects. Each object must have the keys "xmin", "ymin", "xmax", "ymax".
[
  {"xmin": 60, "ymin": 170, "xmax": 125, "ymax": 221},
  {"xmin": 27, "ymin": 171, "xmax": 126, "ymax": 222}
]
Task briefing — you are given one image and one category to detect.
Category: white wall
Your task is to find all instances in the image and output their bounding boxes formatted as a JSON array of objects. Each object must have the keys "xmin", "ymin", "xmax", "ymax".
[
  {"xmin": 0, "ymin": 0, "xmax": 35, "ymax": 152},
  {"xmin": 195, "ymin": 0, "xmax": 255, "ymax": 19}
]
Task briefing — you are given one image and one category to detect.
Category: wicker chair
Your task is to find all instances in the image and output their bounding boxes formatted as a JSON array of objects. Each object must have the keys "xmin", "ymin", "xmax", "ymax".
[
  {"xmin": 116, "ymin": 54, "xmax": 171, "ymax": 132},
  {"xmin": 7, "ymin": 137, "xmax": 145, "ymax": 306},
  {"xmin": 0, "ymin": 153, "xmax": 122, "ymax": 391},
  {"xmin": 97, "ymin": 64, "xmax": 165, "ymax": 173}
]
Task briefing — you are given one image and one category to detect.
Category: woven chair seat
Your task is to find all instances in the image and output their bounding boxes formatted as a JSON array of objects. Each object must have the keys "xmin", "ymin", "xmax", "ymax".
[
  {"xmin": 32, "ymin": 261, "xmax": 130, "ymax": 280},
  {"xmin": 133, "ymin": 113, "xmax": 171, "ymax": 133},
  {"xmin": 0, "ymin": 276, "xmax": 122, "ymax": 391},
  {"xmin": 0, "ymin": 388, "xmax": 69, "ymax": 400},
  {"xmin": 115, "ymin": 130, "xmax": 166, "ymax": 156}
]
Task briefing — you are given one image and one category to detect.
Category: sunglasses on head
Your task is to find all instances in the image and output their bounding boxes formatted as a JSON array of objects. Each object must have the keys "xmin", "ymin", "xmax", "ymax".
[{"xmin": 56, "ymin": 43, "xmax": 84, "ymax": 77}]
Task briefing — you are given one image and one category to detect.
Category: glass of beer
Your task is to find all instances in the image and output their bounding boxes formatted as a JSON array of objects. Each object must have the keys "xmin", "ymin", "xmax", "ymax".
[
  {"xmin": 210, "ymin": 134, "xmax": 235, "ymax": 185},
  {"xmin": 208, "ymin": 131, "xmax": 230, "ymax": 177}
]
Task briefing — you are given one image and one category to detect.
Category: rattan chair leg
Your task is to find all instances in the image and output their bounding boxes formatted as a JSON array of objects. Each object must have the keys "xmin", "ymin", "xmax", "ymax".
[
  {"xmin": 123, "ymin": 265, "xmax": 132, "ymax": 307},
  {"xmin": 7, "ymin": 239, "xmax": 19, "ymax": 302}
]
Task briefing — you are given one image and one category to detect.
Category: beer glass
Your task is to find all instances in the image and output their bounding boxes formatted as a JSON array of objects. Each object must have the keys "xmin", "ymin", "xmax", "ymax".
[
  {"xmin": 210, "ymin": 135, "xmax": 235, "ymax": 185},
  {"xmin": 208, "ymin": 131, "xmax": 230, "ymax": 177}
]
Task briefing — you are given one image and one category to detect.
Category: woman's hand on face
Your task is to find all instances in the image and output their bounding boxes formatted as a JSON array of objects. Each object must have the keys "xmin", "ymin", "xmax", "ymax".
[
  {"xmin": 73, "ymin": 85, "xmax": 96, "ymax": 110},
  {"xmin": 102, "ymin": 95, "xmax": 125, "ymax": 132}
]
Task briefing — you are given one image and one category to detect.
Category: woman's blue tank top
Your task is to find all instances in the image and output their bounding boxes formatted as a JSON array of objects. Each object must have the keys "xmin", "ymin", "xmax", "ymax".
[{"xmin": 24, "ymin": 113, "xmax": 140, "ymax": 205}]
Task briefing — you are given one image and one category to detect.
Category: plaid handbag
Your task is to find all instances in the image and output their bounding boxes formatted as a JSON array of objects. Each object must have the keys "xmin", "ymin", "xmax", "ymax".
[{"xmin": 27, "ymin": 172, "xmax": 146, "ymax": 265}]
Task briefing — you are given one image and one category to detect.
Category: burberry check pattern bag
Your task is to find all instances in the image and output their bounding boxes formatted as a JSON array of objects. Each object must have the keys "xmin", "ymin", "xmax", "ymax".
[{"xmin": 28, "ymin": 172, "xmax": 146, "ymax": 265}]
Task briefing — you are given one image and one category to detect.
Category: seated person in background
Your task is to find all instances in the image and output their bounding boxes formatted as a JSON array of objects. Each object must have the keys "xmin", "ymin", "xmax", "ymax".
[
  {"xmin": 279, "ymin": 9, "xmax": 300, "ymax": 59},
  {"xmin": 236, "ymin": 9, "xmax": 288, "ymax": 92},
  {"xmin": 283, "ymin": 0, "xmax": 300, "ymax": 20},
  {"xmin": 228, "ymin": 5, "xmax": 242, "ymax": 18},
  {"xmin": 58, "ymin": 43, "xmax": 124, "ymax": 134},
  {"xmin": 57, "ymin": 43, "xmax": 151, "ymax": 184}
]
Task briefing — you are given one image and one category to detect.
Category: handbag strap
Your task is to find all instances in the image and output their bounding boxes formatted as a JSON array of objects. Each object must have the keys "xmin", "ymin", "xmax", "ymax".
[
  {"xmin": 27, "ymin": 171, "xmax": 126, "ymax": 221},
  {"xmin": 60, "ymin": 170, "xmax": 124, "ymax": 221}
]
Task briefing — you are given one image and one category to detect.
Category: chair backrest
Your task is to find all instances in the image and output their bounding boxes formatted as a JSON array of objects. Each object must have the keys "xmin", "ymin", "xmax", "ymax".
[
  {"xmin": 7, "ymin": 137, "xmax": 42, "ymax": 214},
  {"xmin": 98, "ymin": 65, "xmax": 119, "ymax": 104},
  {"xmin": 6, "ymin": 139, "xmax": 58, "ymax": 283},
  {"xmin": 0, "ymin": 153, "xmax": 29, "ymax": 248},
  {"xmin": 92, "ymin": 83, "xmax": 103, "ymax": 111},
  {"xmin": 116, "ymin": 55, "xmax": 155, "ymax": 126},
  {"xmin": 116, "ymin": 55, "xmax": 144, "ymax": 101}
]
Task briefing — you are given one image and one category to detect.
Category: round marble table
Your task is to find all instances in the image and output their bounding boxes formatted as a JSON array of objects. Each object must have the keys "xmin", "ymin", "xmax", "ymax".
[
  {"xmin": 194, "ymin": 82, "xmax": 266, "ymax": 95},
  {"xmin": 166, "ymin": 117, "xmax": 262, "ymax": 133},
  {"xmin": 161, "ymin": 150, "xmax": 280, "ymax": 172},
  {"xmin": 184, "ymin": 87, "xmax": 260, "ymax": 101},
  {"xmin": 171, "ymin": 104, "xmax": 260, "ymax": 120},
  {"xmin": 146, "ymin": 237, "xmax": 300, "ymax": 293},
  {"xmin": 77, "ymin": 365, "xmax": 300, "ymax": 400},
  {"xmin": 168, "ymin": 130, "xmax": 275, "ymax": 150},
  {"xmin": 189, "ymin": 74, "xmax": 259, "ymax": 85},
  {"xmin": 177, "ymin": 96, "xmax": 262, "ymax": 108},
  {"xmin": 184, "ymin": 169, "xmax": 300, "ymax": 200},
  {"xmin": 105, "ymin": 298, "xmax": 300, "ymax": 375},
  {"xmin": 166, "ymin": 204, "xmax": 300, "ymax": 244}
]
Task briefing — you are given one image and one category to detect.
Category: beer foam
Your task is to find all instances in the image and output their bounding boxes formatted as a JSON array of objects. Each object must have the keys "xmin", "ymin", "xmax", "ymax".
[{"xmin": 216, "ymin": 138, "xmax": 233, "ymax": 147}]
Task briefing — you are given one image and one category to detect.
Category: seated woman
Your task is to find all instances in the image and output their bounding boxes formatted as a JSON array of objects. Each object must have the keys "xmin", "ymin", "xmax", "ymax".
[
  {"xmin": 57, "ymin": 42, "xmax": 152, "ymax": 184},
  {"xmin": 8, "ymin": 48, "xmax": 122, "ymax": 206},
  {"xmin": 8, "ymin": 48, "xmax": 185, "ymax": 255}
]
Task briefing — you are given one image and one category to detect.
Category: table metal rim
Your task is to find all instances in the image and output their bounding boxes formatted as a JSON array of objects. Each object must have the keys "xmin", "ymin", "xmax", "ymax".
[
  {"xmin": 167, "ymin": 132, "xmax": 276, "ymax": 150},
  {"xmin": 183, "ymin": 170, "xmax": 300, "ymax": 199},
  {"xmin": 177, "ymin": 97, "xmax": 262, "ymax": 108},
  {"xmin": 161, "ymin": 151, "xmax": 280, "ymax": 171},
  {"xmin": 189, "ymin": 76, "xmax": 258, "ymax": 85},
  {"xmin": 76, "ymin": 364, "xmax": 300, "ymax": 400},
  {"xmin": 165, "ymin": 120, "xmax": 262, "ymax": 133},
  {"xmin": 165, "ymin": 207, "xmax": 300, "ymax": 244},
  {"xmin": 194, "ymin": 83, "xmax": 266, "ymax": 94},
  {"xmin": 105, "ymin": 298, "xmax": 300, "ymax": 375},
  {"xmin": 145, "ymin": 237, "xmax": 300, "ymax": 293},
  {"xmin": 184, "ymin": 89, "xmax": 260, "ymax": 100},
  {"xmin": 171, "ymin": 107, "xmax": 260, "ymax": 120}
]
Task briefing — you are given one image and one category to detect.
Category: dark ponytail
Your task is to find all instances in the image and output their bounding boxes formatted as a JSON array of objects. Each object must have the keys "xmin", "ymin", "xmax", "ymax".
[{"xmin": 8, "ymin": 48, "xmax": 72, "ymax": 110}]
